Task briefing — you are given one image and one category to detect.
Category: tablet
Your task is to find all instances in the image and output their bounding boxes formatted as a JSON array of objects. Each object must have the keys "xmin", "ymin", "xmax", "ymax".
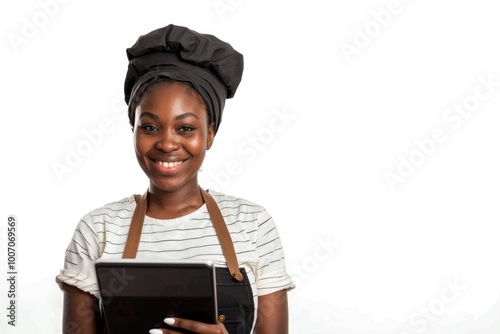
[{"xmin": 95, "ymin": 259, "xmax": 218, "ymax": 334}]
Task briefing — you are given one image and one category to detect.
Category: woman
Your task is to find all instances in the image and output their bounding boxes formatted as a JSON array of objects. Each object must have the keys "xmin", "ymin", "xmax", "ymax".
[{"xmin": 56, "ymin": 24, "xmax": 294, "ymax": 333}]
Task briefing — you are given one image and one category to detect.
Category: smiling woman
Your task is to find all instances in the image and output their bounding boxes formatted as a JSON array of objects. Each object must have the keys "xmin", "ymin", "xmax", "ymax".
[
  {"xmin": 55, "ymin": 24, "xmax": 294, "ymax": 334},
  {"xmin": 134, "ymin": 81, "xmax": 214, "ymax": 218}
]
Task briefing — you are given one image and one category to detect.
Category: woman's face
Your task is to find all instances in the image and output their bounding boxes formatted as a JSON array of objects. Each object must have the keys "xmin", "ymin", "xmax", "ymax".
[{"xmin": 133, "ymin": 82, "xmax": 214, "ymax": 193}]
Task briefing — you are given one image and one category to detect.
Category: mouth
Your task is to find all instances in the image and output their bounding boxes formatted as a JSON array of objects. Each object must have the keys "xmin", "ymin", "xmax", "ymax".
[
  {"xmin": 154, "ymin": 160, "xmax": 184, "ymax": 168},
  {"xmin": 151, "ymin": 158, "xmax": 186, "ymax": 174}
]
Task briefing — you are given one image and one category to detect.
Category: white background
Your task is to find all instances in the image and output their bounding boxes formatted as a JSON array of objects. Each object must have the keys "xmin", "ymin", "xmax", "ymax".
[{"xmin": 1, "ymin": 0, "xmax": 500, "ymax": 333}]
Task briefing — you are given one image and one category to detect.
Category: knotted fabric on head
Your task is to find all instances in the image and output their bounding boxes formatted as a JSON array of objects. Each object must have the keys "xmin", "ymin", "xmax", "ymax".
[{"xmin": 124, "ymin": 24, "xmax": 244, "ymax": 134}]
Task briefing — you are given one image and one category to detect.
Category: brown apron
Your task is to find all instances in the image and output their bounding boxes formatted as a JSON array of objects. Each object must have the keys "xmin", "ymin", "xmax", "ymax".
[{"xmin": 101, "ymin": 188, "xmax": 255, "ymax": 333}]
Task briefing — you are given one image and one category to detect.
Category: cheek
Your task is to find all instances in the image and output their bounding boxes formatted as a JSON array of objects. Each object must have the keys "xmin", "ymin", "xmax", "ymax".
[
  {"xmin": 133, "ymin": 134, "xmax": 150, "ymax": 159},
  {"xmin": 133, "ymin": 133, "xmax": 141, "ymax": 154},
  {"xmin": 187, "ymin": 134, "xmax": 208, "ymax": 154}
]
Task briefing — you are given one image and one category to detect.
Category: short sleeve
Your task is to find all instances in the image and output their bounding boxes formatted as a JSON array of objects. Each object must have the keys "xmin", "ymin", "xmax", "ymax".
[
  {"xmin": 55, "ymin": 213, "xmax": 102, "ymax": 299},
  {"xmin": 254, "ymin": 210, "xmax": 295, "ymax": 296}
]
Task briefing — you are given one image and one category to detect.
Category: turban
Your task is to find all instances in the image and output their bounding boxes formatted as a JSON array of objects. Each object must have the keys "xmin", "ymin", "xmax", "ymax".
[{"xmin": 124, "ymin": 24, "xmax": 244, "ymax": 134}]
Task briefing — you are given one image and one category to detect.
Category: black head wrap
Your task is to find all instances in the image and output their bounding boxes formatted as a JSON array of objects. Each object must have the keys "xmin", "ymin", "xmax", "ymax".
[{"xmin": 124, "ymin": 24, "xmax": 244, "ymax": 134}]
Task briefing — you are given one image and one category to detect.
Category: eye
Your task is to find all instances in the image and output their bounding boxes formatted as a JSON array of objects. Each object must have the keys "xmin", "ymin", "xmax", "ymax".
[
  {"xmin": 178, "ymin": 125, "xmax": 196, "ymax": 133},
  {"xmin": 140, "ymin": 124, "xmax": 159, "ymax": 133}
]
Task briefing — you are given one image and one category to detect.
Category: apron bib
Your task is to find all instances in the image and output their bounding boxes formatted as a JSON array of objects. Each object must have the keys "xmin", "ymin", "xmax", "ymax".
[{"xmin": 100, "ymin": 188, "xmax": 255, "ymax": 333}]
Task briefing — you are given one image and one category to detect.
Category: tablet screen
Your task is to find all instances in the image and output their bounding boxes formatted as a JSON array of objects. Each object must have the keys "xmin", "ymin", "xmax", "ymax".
[{"xmin": 95, "ymin": 259, "xmax": 217, "ymax": 334}]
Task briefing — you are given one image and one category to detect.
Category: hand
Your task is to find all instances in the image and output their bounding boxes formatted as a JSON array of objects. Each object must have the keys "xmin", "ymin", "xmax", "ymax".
[{"xmin": 149, "ymin": 317, "xmax": 228, "ymax": 334}]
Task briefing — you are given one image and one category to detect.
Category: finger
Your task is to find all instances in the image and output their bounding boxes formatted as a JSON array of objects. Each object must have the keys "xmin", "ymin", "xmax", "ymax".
[
  {"xmin": 149, "ymin": 327, "xmax": 184, "ymax": 334},
  {"xmin": 164, "ymin": 317, "xmax": 227, "ymax": 334},
  {"xmin": 164, "ymin": 318, "xmax": 175, "ymax": 326},
  {"xmin": 149, "ymin": 329, "xmax": 165, "ymax": 334}
]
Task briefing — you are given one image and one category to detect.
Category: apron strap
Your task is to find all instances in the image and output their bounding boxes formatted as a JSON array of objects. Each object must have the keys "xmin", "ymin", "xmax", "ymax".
[
  {"xmin": 122, "ymin": 188, "xmax": 243, "ymax": 282},
  {"xmin": 200, "ymin": 189, "xmax": 243, "ymax": 282},
  {"xmin": 123, "ymin": 192, "xmax": 147, "ymax": 259}
]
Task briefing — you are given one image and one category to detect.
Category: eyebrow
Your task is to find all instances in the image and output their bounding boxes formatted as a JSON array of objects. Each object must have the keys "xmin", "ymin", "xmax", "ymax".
[
  {"xmin": 175, "ymin": 113, "xmax": 199, "ymax": 120},
  {"xmin": 139, "ymin": 111, "xmax": 159, "ymax": 120},
  {"xmin": 139, "ymin": 112, "xmax": 199, "ymax": 121}
]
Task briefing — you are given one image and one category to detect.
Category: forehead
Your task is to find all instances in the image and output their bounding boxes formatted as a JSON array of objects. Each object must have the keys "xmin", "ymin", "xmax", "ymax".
[{"xmin": 136, "ymin": 81, "xmax": 207, "ymax": 120}]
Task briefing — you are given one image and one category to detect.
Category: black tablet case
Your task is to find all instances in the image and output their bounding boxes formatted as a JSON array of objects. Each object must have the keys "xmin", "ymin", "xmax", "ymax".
[{"xmin": 95, "ymin": 259, "xmax": 217, "ymax": 334}]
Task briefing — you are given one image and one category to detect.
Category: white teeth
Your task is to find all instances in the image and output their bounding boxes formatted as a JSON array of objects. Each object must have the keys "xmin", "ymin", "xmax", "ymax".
[{"xmin": 157, "ymin": 160, "xmax": 182, "ymax": 168}]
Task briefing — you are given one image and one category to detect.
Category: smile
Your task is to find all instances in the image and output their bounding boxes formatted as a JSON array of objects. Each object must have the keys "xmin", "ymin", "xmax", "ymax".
[{"xmin": 155, "ymin": 160, "xmax": 184, "ymax": 168}]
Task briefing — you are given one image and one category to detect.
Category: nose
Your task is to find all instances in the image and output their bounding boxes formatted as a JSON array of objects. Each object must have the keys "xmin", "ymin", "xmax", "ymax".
[{"xmin": 155, "ymin": 130, "xmax": 181, "ymax": 152}]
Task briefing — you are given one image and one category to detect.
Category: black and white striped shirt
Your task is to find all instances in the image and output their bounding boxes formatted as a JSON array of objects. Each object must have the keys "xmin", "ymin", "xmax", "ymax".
[{"xmin": 56, "ymin": 190, "xmax": 294, "ymax": 329}]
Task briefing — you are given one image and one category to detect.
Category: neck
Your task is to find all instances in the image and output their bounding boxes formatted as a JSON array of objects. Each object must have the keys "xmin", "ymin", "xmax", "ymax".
[{"xmin": 146, "ymin": 182, "xmax": 204, "ymax": 219}]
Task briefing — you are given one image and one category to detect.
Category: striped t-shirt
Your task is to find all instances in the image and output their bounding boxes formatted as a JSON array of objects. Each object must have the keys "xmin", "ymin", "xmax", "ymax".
[{"xmin": 56, "ymin": 190, "xmax": 294, "ymax": 329}]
